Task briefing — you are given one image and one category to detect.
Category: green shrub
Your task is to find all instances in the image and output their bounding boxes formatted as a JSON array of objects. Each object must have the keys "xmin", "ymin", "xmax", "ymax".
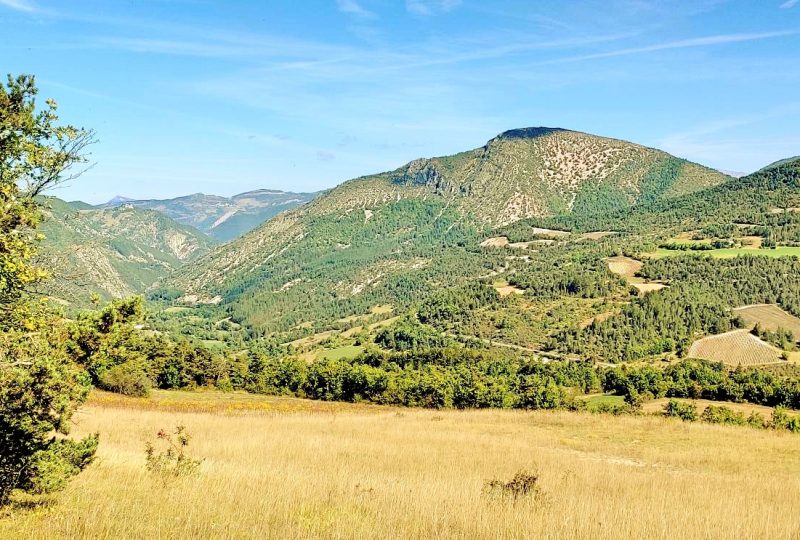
[
  {"xmin": 700, "ymin": 405, "xmax": 747, "ymax": 426},
  {"xmin": 772, "ymin": 407, "xmax": 800, "ymax": 433},
  {"xmin": 97, "ymin": 362, "xmax": 151, "ymax": 397},
  {"xmin": 663, "ymin": 399, "xmax": 698, "ymax": 421}
]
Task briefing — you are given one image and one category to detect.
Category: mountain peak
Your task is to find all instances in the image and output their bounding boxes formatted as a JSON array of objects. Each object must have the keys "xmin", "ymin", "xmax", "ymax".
[
  {"xmin": 106, "ymin": 195, "xmax": 134, "ymax": 206},
  {"xmin": 495, "ymin": 127, "xmax": 569, "ymax": 141}
]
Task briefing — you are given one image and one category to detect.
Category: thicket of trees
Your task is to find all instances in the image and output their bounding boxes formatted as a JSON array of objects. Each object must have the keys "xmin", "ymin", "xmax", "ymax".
[
  {"xmin": 604, "ymin": 360, "xmax": 800, "ymax": 409},
  {"xmin": 639, "ymin": 255, "xmax": 800, "ymax": 317},
  {"xmin": 245, "ymin": 349, "xmax": 598, "ymax": 409},
  {"xmin": 555, "ymin": 283, "xmax": 738, "ymax": 360}
]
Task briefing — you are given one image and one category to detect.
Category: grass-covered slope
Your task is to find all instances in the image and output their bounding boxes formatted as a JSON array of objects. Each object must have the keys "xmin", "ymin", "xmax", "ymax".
[{"xmin": 37, "ymin": 197, "xmax": 216, "ymax": 306}]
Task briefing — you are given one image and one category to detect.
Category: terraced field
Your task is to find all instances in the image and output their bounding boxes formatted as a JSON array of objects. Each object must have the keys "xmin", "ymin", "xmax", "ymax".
[{"xmin": 688, "ymin": 330, "xmax": 783, "ymax": 366}]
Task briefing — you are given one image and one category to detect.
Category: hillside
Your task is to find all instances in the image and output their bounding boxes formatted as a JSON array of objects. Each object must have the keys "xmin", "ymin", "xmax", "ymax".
[
  {"xmin": 759, "ymin": 156, "xmax": 800, "ymax": 173},
  {"xmin": 100, "ymin": 189, "xmax": 317, "ymax": 241},
  {"xmin": 166, "ymin": 127, "xmax": 729, "ymax": 336},
  {"xmin": 36, "ymin": 197, "xmax": 216, "ymax": 306}
]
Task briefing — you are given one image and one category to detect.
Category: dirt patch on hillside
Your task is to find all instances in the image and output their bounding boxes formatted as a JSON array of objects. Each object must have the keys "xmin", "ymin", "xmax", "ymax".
[
  {"xmin": 632, "ymin": 283, "xmax": 666, "ymax": 295},
  {"xmin": 481, "ymin": 236, "xmax": 510, "ymax": 248},
  {"xmin": 734, "ymin": 304, "xmax": 800, "ymax": 336}
]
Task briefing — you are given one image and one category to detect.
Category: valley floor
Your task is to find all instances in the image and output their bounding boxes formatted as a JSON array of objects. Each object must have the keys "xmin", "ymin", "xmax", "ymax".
[{"xmin": 2, "ymin": 390, "xmax": 799, "ymax": 539}]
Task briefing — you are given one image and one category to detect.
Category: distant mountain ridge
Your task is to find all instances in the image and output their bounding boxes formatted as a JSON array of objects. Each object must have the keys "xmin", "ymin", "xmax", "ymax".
[
  {"xmin": 36, "ymin": 197, "xmax": 215, "ymax": 306},
  {"xmin": 99, "ymin": 189, "xmax": 318, "ymax": 241}
]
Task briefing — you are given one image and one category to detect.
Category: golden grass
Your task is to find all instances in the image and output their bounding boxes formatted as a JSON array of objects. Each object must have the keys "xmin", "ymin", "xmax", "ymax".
[
  {"xmin": 734, "ymin": 304, "xmax": 800, "ymax": 336},
  {"xmin": 578, "ymin": 231, "xmax": 617, "ymax": 241},
  {"xmin": 2, "ymin": 391, "xmax": 799, "ymax": 539},
  {"xmin": 605, "ymin": 255, "xmax": 642, "ymax": 278},
  {"xmin": 606, "ymin": 256, "xmax": 666, "ymax": 296},
  {"xmin": 493, "ymin": 280, "xmax": 525, "ymax": 297}
]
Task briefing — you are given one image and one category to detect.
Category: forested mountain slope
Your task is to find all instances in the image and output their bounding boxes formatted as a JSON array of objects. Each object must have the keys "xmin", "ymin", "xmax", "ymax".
[
  {"xmin": 165, "ymin": 127, "xmax": 729, "ymax": 335},
  {"xmin": 37, "ymin": 197, "xmax": 215, "ymax": 306},
  {"xmin": 100, "ymin": 189, "xmax": 318, "ymax": 241},
  {"xmin": 525, "ymin": 156, "xmax": 800, "ymax": 234}
]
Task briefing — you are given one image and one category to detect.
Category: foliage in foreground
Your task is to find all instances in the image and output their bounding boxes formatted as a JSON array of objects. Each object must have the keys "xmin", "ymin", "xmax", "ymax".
[{"xmin": 0, "ymin": 74, "xmax": 97, "ymax": 505}]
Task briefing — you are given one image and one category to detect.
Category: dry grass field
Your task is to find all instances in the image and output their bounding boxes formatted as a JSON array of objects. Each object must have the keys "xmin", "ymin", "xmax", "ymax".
[
  {"xmin": 578, "ymin": 231, "xmax": 617, "ymax": 241},
  {"xmin": 1, "ymin": 391, "xmax": 799, "ymax": 539},
  {"xmin": 605, "ymin": 256, "xmax": 666, "ymax": 296},
  {"xmin": 688, "ymin": 329, "xmax": 783, "ymax": 365},
  {"xmin": 734, "ymin": 304, "xmax": 800, "ymax": 336},
  {"xmin": 605, "ymin": 255, "xmax": 643, "ymax": 277}
]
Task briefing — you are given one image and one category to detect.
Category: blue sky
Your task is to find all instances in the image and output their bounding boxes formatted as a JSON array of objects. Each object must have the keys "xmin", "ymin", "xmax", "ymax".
[{"xmin": 1, "ymin": 0, "xmax": 799, "ymax": 203}]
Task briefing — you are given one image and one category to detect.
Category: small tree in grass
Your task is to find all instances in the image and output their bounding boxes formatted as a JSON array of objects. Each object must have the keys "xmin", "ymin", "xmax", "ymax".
[{"xmin": 145, "ymin": 425, "xmax": 201, "ymax": 485}]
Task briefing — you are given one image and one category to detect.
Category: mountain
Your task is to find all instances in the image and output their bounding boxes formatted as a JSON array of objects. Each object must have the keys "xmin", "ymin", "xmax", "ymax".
[
  {"xmin": 36, "ymin": 197, "xmax": 216, "ymax": 306},
  {"xmin": 100, "ymin": 189, "xmax": 318, "ymax": 241},
  {"xmin": 166, "ymin": 127, "xmax": 730, "ymax": 335}
]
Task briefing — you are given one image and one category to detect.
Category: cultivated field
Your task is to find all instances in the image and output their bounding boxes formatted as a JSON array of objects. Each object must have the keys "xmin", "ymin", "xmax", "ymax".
[
  {"xmin": 2, "ymin": 391, "xmax": 799, "ymax": 539},
  {"xmin": 688, "ymin": 329, "xmax": 783, "ymax": 365},
  {"xmin": 734, "ymin": 304, "xmax": 800, "ymax": 336},
  {"xmin": 578, "ymin": 231, "xmax": 617, "ymax": 241}
]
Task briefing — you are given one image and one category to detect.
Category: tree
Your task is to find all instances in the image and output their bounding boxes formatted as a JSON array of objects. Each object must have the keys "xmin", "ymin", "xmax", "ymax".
[{"xmin": 0, "ymin": 74, "xmax": 97, "ymax": 505}]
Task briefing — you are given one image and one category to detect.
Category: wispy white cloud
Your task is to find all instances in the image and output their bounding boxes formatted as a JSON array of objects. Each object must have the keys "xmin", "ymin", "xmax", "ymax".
[
  {"xmin": 406, "ymin": 0, "xmax": 462, "ymax": 16},
  {"xmin": 537, "ymin": 30, "xmax": 798, "ymax": 65},
  {"xmin": 658, "ymin": 103, "xmax": 800, "ymax": 171},
  {"xmin": 336, "ymin": 0, "xmax": 376, "ymax": 19},
  {"xmin": 781, "ymin": 0, "xmax": 798, "ymax": 8},
  {"xmin": 0, "ymin": 0, "xmax": 37, "ymax": 12}
]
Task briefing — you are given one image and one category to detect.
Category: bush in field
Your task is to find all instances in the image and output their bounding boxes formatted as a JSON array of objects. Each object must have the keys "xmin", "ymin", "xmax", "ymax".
[
  {"xmin": 145, "ymin": 425, "xmax": 201, "ymax": 486},
  {"xmin": 747, "ymin": 412, "xmax": 768, "ymax": 429},
  {"xmin": 700, "ymin": 405, "xmax": 747, "ymax": 426},
  {"xmin": 483, "ymin": 471, "xmax": 543, "ymax": 503},
  {"xmin": 663, "ymin": 400, "xmax": 698, "ymax": 422},
  {"xmin": 592, "ymin": 401, "xmax": 637, "ymax": 416},
  {"xmin": 97, "ymin": 362, "xmax": 151, "ymax": 397},
  {"xmin": 772, "ymin": 407, "xmax": 800, "ymax": 433}
]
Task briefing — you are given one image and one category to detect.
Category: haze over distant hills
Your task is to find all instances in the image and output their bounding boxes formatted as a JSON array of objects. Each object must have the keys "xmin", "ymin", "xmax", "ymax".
[
  {"xmin": 36, "ymin": 197, "xmax": 215, "ymax": 306},
  {"xmin": 98, "ymin": 189, "xmax": 318, "ymax": 241}
]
